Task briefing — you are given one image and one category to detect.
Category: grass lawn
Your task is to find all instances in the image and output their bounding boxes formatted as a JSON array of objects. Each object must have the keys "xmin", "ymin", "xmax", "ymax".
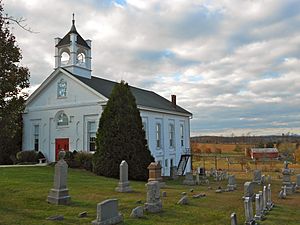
[{"xmin": 0, "ymin": 166, "xmax": 300, "ymax": 225}]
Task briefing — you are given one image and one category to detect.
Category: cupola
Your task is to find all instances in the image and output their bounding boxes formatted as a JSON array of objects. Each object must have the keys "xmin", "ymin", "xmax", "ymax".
[{"xmin": 54, "ymin": 14, "xmax": 92, "ymax": 78}]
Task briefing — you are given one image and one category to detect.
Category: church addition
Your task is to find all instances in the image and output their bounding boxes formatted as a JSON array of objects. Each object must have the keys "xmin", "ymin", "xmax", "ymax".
[{"xmin": 22, "ymin": 17, "xmax": 192, "ymax": 176}]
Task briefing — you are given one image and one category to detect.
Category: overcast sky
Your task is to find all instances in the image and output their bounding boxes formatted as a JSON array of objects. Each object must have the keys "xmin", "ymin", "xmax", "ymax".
[{"xmin": 4, "ymin": 0, "xmax": 300, "ymax": 136}]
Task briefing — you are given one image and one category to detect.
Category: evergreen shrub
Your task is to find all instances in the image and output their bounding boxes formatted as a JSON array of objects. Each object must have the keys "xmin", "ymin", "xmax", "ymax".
[{"xmin": 93, "ymin": 81, "xmax": 154, "ymax": 181}]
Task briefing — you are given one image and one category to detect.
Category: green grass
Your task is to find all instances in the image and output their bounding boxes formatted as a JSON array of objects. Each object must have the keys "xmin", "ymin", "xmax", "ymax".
[{"xmin": 0, "ymin": 167, "xmax": 300, "ymax": 225}]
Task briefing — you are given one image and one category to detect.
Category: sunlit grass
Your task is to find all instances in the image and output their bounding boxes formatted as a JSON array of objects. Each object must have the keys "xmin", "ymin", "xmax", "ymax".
[{"xmin": 0, "ymin": 166, "xmax": 299, "ymax": 225}]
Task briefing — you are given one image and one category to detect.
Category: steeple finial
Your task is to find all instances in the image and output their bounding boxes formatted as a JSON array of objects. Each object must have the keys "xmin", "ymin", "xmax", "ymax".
[{"xmin": 70, "ymin": 13, "xmax": 77, "ymax": 33}]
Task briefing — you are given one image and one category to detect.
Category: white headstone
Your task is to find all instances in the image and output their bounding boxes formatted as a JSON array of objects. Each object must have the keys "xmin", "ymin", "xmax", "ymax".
[{"xmin": 115, "ymin": 160, "xmax": 132, "ymax": 192}]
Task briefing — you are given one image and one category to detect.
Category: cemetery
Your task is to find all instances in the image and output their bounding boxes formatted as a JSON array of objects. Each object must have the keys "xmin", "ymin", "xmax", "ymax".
[{"xmin": 0, "ymin": 160, "xmax": 300, "ymax": 225}]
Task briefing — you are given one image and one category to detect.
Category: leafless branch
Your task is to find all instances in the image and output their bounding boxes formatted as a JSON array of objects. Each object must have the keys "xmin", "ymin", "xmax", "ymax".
[{"xmin": 3, "ymin": 15, "xmax": 38, "ymax": 33}]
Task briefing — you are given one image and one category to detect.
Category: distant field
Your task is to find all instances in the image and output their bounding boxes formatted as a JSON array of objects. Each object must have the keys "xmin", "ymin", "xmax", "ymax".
[
  {"xmin": 1, "ymin": 166, "xmax": 300, "ymax": 225},
  {"xmin": 191, "ymin": 142, "xmax": 300, "ymax": 173}
]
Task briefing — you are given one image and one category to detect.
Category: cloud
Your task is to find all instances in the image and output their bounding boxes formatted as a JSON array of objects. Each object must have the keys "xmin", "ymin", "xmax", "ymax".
[{"xmin": 4, "ymin": 0, "xmax": 300, "ymax": 136}]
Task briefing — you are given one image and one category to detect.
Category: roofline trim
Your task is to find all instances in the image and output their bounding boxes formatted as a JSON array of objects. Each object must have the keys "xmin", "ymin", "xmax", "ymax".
[{"xmin": 25, "ymin": 68, "xmax": 108, "ymax": 106}]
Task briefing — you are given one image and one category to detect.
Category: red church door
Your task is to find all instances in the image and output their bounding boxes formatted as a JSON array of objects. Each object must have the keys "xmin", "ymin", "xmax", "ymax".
[{"xmin": 55, "ymin": 138, "xmax": 69, "ymax": 161}]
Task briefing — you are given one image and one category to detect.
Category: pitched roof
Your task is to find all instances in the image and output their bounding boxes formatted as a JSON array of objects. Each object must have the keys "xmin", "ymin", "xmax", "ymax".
[
  {"xmin": 56, "ymin": 20, "xmax": 90, "ymax": 49},
  {"xmin": 70, "ymin": 73, "xmax": 192, "ymax": 116}
]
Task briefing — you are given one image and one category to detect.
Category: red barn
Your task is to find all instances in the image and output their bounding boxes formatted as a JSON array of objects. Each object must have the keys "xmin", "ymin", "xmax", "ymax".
[{"xmin": 250, "ymin": 148, "xmax": 279, "ymax": 160}]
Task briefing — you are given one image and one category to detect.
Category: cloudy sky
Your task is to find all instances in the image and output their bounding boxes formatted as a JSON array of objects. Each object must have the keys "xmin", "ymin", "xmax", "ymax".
[{"xmin": 4, "ymin": 0, "xmax": 300, "ymax": 136}]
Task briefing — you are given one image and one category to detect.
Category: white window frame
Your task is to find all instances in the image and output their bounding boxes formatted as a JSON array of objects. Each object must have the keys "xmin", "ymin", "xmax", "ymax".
[
  {"xmin": 156, "ymin": 123, "xmax": 162, "ymax": 149},
  {"xmin": 87, "ymin": 121, "xmax": 96, "ymax": 152},
  {"xmin": 180, "ymin": 123, "xmax": 184, "ymax": 147},
  {"xmin": 169, "ymin": 123, "xmax": 175, "ymax": 148},
  {"xmin": 33, "ymin": 124, "xmax": 39, "ymax": 151}
]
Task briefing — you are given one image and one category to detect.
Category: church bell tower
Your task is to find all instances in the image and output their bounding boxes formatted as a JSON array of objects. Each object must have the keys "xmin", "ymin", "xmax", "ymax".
[{"xmin": 54, "ymin": 14, "xmax": 92, "ymax": 78}]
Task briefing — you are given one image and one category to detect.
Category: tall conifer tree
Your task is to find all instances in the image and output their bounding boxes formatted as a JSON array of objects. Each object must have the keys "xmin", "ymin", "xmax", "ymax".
[
  {"xmin": 0, "ymin": 1, "xmax": 30, "ymax": 164},
  {"xmin": 93, "ymin": 81, "xmax": 154, "ymax": 181}
]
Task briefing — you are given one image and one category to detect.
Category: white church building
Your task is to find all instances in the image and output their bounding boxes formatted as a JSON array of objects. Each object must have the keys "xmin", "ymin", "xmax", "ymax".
[{"xmin": 22, "ymin": 18, "xmax": 192, "ymax": 176}]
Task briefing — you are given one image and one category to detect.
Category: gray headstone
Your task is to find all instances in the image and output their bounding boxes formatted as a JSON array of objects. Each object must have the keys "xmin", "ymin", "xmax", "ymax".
[
  {"xmin": 244, "ymin": 182, "xmax": 255, "ymax": 200},
  {"xmin": 282, "ymin": 161, "xmax": 295, "ymax": 194},
  {"xmin": 183, "ymin": 172, "xmax": 195, "ymax": 185},
  {"xmin": 162, "ymin": 191, "xmax": 167, "ymax": 197},
  {"xmin": 278, "ymin": 186, "xmax": 287, "ymax": 199},
  {"xmin": 130, "ymin": 206, "xmax": 144, "ymax": 218},
  {"xmin": 47, "ymin": 151, "xmax": 71, "ymax": 205},
  {"xmin": 144, "ymin": 181, "xmax": 162, "ymax": 213},
  {"xmin": 263, "ymin": 186, "xmax": 268, "ymax": 211},
  {"xmin": 227, "ymin": 175, "xmax": 237, "ymax": 191},
  {"xmin": 244, "ymin": 197, "xmax": 255, "ymax": 225},
  {"xmin": 254, "ymin": 194, "xmax": 263, "ymax": 220},
  {"xmin": 261, "ymin": 175, "xmax": 266, "ymax": 184},
  {"xmin": 115, "ymin": 160, "xmax": 132, "ymax": 192},
  {"xmin": 230, "ymin": 212, "xmax": 237, "ymax": 225},
  {"xmin": 170, "ymin": 166, "xmax": 178, "ymax": 180},
  {"xmin": 296, "ymin": 174, "xmax": 300, "ymax": 189},
  {"xmin": 267, "ymin": 184, "xmax": 274, "ymax": 210},
  {"xmin": 92, "ymin": 199, "xmax": 123, "ymax": 225},
  {"xmin": 253, "ymin": 170, "xmax": 261, "ymax": 184},
  {"xmin": 177, "ymin": 196, "xmax": 189, "ymax": 205}
]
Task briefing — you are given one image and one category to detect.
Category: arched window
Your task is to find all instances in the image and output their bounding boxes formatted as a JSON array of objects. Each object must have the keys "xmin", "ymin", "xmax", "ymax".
[
  {"xmin": 77, "ymin": 52, "xmax": 85, "ymax": 65},
  {"xmin": 57, "ymin": 112, "xmax": 68, "ymax": 126},
  {"xmin": 61, "ymin": 52, "xmax": 70, "ymax": 65}
]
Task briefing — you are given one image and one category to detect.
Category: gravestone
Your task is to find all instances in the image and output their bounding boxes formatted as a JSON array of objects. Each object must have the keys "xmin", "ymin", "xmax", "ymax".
[
  {"xmin": 92, "ymin": 199, "xmax": 123, "ymax": 225},
  {"xmin": 170, "ymin": 166, "xmax": 178, "ymax": 180},
  {"xmin": 230, "ymin": 212, "xmax": 237, "ymax": 225},
  {"xmin": 267, "ymin": 184, "xmax": 274, "ymax": 210},
  {"xmin": 47, "ymin": 151, "xmax": 71, "ymax": 205},
  {"xmin": 183, "ymin": 172, "xmax": 195, "ymax": 185},
  {"xmin": 148, "ymin": 162, "xmax": 165, "ymax": 188},
  {"xmin": 130, "ymin": 206, "xmax": 144, "ymax": 218},
  {"xmin": 195, "ymin": 173, "xmax": 200, "ymax": 185},
  {"xmin": 279, "ymin": 186, "xmax": 287, "ymax": 199},
  {"xmin": 253, "ymin": 170, "xmax": 262, "ymax": 184},
  {"xmin": 144, "ymin": 181, "xmax": 162, "ymax": 213},
  {"xmin": 258, "ymin": 191, "xmax": 265, "ymax": 216},
  {"xmin": 296, "ymin": 174, "xmax": 300, "ymax": 189},
  {"xmin": 227, "ymin": 175, "xmax": 237, "ymax": 191},
  {"xmin": 263, "ymin": 186, "xmax": 268, "ymax": 212},
  {"xmin": 177, "ymin": 196, "xmax": 189, "ymax": 205},
  {"xmin": 115, "ymin": 160, "xmax": 132, "ymax": 192},
  {"xmin": 261, "ymin": 175, "xmax": 266, "ymax": 185},
  {"xmin": 282, "ymin": 161, "xmax": 295, "ymax": 194},
  {"xmin": 267, "ymin": 175, "xmax": 271, "ymax": 184},
  {"xmin": 254, "ymin": 193, "xmax": 263, "ymax": 220},
  {"xmin": 244, "ymin": 197, "xmax": 255, "ymax": 225},
  {"xmin": 244, "ymin": 182, "xmax": 255, "ymax": 200}
]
